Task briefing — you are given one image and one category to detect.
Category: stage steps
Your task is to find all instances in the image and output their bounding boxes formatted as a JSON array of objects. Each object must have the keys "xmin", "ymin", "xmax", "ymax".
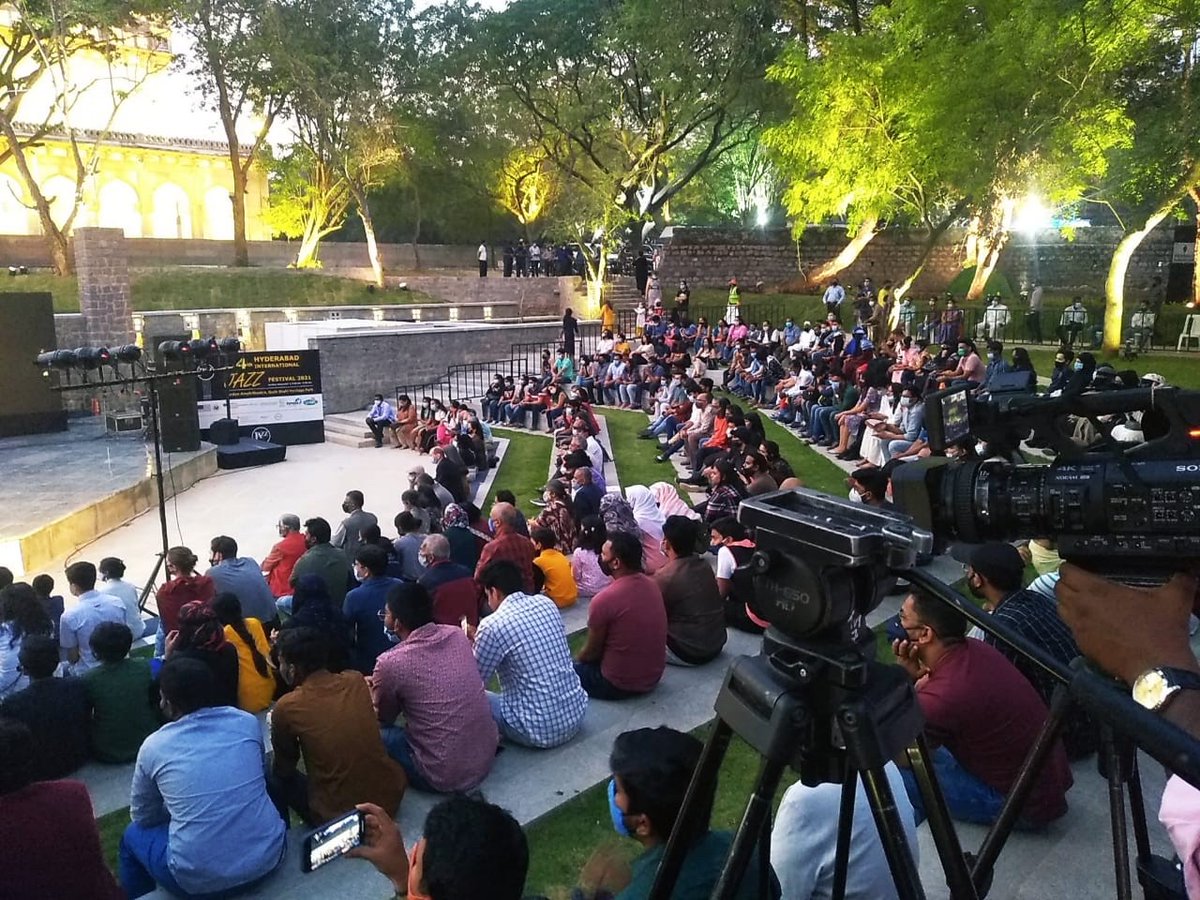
[{"xmin": 322, "ymin": 412, "xmax": 376, "ymax": 448}]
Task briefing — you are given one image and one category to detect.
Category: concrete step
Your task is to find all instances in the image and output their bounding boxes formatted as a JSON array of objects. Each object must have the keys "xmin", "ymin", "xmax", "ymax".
[
  {"xmin": 323, "ymin": 420, "xmax": 373, "ymax": 440},
  {"xmin": 324, "ymin": 430, "xmax": 376, "ymax": 449}
]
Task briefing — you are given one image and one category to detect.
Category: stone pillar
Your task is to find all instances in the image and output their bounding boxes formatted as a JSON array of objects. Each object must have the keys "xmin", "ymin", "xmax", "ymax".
[{"xmin": 75, "ymin": 227, "xmax": 135, "ymax": 348}]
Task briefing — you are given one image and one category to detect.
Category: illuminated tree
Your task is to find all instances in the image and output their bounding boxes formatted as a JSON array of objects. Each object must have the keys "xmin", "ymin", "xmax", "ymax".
[{"xmin": 498, "ymin": 148, "xmax": 559, "ymax": 240}]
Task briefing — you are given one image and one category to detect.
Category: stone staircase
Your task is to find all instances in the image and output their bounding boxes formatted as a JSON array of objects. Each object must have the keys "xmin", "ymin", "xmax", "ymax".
[{"xmin": 322, "ymin": 411, "xmax": 376, "ymax": 448}]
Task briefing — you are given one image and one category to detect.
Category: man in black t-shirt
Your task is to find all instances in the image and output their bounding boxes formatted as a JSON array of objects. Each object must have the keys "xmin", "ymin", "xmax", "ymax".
[{"xmin": 0, "ymin": 635, "xmax": 89, "ymax": 779}]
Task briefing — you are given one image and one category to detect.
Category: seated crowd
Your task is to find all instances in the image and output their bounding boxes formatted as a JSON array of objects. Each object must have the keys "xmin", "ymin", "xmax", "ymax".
[{"xmin": 1, "ymin": 288, "xmax": 1154, "ymax": 900}]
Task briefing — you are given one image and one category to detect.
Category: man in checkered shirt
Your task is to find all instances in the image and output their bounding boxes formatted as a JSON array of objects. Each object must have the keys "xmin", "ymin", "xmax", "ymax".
[
  {"xmin": 954, "ymin": 541, "xmax": 1097, "ymax": 759},
  {"xmin": 471, "ymin": 560, "xmax": 587, "ymax": 748}
]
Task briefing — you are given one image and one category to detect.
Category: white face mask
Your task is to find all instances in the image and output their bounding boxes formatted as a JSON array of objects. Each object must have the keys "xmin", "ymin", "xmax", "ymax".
[
  {"xmin": 900, "ymin": 397, "xmax": 914, "ymax": 407},
  {"xmin": 848, "ymin": 490, "xmax": 864, "ymax": 504}
]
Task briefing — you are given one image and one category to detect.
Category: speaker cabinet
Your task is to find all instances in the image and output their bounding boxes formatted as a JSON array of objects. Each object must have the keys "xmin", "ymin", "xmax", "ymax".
[
  {"xmin": 0, "ymin": 292, "xmax": 67, "ymax": 437},
  {"xmin": 157, "ymin": 376, "xmax": 200, "ymax": 453}
]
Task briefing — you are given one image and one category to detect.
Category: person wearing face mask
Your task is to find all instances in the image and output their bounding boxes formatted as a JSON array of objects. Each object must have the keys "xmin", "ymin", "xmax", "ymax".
[
  {"xmin": 981, "ymin": 339, "xmax": 1010, "ymax": 389},
  {"xmin": 585, "ymin": 727, "xmax": 773, "ymax": 900},
  {"xmin": 1057, "ymin": 297, "xmax": 1089, "ymax": 348},
  {"xmin": 890, "ymin": 589, "xmax": 1073, "ymax": 827},
  {"xmin": 1046, "ymin": 348, "xmax": 1075, "ymax": 394},
  {"xmin": 291, "ymin": 517, "xmax": 353, "ymax": 608},
  {"xmin": 935, "ymin": 339, "xmax": 985, "ymax": 389},
  {"xmin": 343, "ymin": 545, "xmax": 403, "ymax": 675},
  {"xmin": 372, "ymin": 582, "xmax": 497, "ymax": 792},
  {"xmin": 951, "ymin": 542, "xmax": 1097, "ymax": 759},
  {"xmin": 655, "ymin": 517, "xmax": 725, "ymax": 667},
  {"xmin": 846, "ymin": 467, "xmax": 892, "ymax": 508},
  {"xmin": 120, "ymin": 657, "xmax": 286, "ymax": 899},
  {"xmin": 268, "ymin": 627, "xmax": 405, "ymax": 828},
  {"xmin": 417, "ymin": 533, "xmax": 481, "ymax": 627},
  {"xmin": 875, "ymin": 386, "xmax": 925, "ymax": 462},
  {"xmin": 332, "ymin": 490, "xmax": 377, "ymax": 565}
]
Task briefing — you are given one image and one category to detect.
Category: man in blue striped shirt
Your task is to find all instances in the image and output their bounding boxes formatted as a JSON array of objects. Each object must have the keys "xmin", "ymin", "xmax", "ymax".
[{"xmin": 472, "ymin": 561, "xmax": 587, "ymax": 748}]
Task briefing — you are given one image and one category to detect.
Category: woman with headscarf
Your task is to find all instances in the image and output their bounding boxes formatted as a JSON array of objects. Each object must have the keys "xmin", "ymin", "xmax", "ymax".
[
  {"xmin": 533, "ymin": 480, "xmax": 576, "ymax": 552},
  {"xmin": 164, "ymin": 600, "xmax": 239, "ymax": 708},
  {"xmin": 442, "ymin": 503, "xmax": 490, "ymax": 570},
  {"xmin": 626, "ymin": 485, "xmax": 666, "ymax": 575},
  {"xmin": 651, "ymin": 481, "xmax": 700, "ymax": 521},
  {"xmin": 600, "ymin": 492, "xmax": 641, "ymax": 540},
  {"xmin": 279, "ymin": 574, "xmax": 352, "ymax": 672}
]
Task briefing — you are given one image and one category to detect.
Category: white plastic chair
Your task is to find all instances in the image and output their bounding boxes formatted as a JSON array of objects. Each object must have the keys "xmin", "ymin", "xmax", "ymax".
[{"xmin": 1178, "ymin": 314, "xmax": 1200, "ymax": 351}]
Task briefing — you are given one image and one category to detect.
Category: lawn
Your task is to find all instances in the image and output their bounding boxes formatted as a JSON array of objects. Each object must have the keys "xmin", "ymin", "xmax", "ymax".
[{"xmin": 3, "ymin": 269, "xmax": 435, "ymax": 313}]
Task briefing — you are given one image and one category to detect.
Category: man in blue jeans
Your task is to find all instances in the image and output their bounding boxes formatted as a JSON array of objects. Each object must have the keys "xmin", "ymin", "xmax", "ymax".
[
  {"xmin": 120, "ymin": 657, "xmax": 285, "ymax": 898},
  {"xmin": 890, "ymin": 589, "xmax": 1073, "ymax": 827}
]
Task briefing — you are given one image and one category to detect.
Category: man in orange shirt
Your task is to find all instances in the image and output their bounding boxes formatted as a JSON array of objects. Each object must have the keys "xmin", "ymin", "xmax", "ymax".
[
  {"xmin": 681, "ymin": 401, "xmax": 731, "ymax": 486},
  {"xmin": 261, "ymin": 515, "xmax": 306, "ymax": 598}
]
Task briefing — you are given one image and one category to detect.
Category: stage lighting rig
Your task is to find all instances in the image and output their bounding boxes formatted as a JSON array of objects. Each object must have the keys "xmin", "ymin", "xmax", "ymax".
[
  {"xmin": 35, "ymin": 349, "xmax": 78, "ymax": 370},
  {"xmin": 74, "ymin": 346, "xmax": 112, "ymax": 370}
]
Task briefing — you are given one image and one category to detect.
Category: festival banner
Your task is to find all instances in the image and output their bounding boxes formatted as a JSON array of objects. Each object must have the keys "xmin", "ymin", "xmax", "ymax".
[{"xmin": 197, "ymin": 350, "xmax": 325, "ymax": 445}]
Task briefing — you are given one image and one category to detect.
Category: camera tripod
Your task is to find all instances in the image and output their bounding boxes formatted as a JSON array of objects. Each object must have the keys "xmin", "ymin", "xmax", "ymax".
[{"xmin": 648, "ymin": 626, "xmax": 979, "ymax": 900}]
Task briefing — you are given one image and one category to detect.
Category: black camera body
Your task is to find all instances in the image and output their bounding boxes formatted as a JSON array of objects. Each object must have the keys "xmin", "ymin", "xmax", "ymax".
[{"xmin": 894, "ymin": 383, "xmax": 1200, "ymax": 584}]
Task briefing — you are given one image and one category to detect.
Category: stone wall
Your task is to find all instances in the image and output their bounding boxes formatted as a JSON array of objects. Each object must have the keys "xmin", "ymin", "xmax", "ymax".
[
  {"xmin": 310, "ymin": 321, "xmax": 564, "ymax": 414},
  {"xmin": 659, "ymin": 224, "xmax": 1176, "ymax": 296},
  {"xmin": 0, "ymin": 234, "xmax": 479, "ymax": 271},
  {"xmin": 53, "ymin": 301, "xmax": 535, "ymax": 351},
  {"xmin": 74, "ymin": 228, "xmax": 135, "ymax": 347},
  {"xmin": 398, "ymin": 274, "xmax": 579, "ymax": 317}
]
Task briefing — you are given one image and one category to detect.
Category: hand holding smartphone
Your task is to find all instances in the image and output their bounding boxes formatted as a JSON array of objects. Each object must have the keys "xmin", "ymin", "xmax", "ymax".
[{"xmin": 302, "ymin": 809, "xmax": 366, "ymax": 873}]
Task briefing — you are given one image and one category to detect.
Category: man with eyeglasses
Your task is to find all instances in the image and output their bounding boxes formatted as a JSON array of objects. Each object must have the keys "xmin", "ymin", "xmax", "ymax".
[{"xmin": 890, "ymin": 588, "xmax": 1073, "ymax": 827}]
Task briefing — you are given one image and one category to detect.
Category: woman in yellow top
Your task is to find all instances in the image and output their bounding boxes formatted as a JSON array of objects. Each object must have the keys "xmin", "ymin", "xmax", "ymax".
[
  {"xmin": 601, "ymin": 299, "xmax": 617, "ymax": 332},
  {"xmin": 530, "ymin": 526, "xmax": 578, "ymax": 609},
  {"xmin": 212, "ymin": 592, "xmax": 276, "ymax": 712}
]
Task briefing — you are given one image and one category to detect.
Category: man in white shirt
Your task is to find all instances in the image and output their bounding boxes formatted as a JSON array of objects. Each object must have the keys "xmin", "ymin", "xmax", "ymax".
[
  {"xmin": 979, "ymin": 296, "xmax": 1010, "ymax": 341},
  {"xmin": 771, "ymin": 763, "xmax": 917, "ymax": 899},
  {"xmin": 98, "ymin": 557, "xmax": 145, "ymax": 640},
  {"xmin": 59, "ymin": 561, "xmax": 126, "ymax": 674},
  {"xmin": 477, "ymin": 242, "xmax": 488, "ymax": 277},
  {"xmin": 822, "ymin": 279, "xmax": 845, "ymax": 314}
]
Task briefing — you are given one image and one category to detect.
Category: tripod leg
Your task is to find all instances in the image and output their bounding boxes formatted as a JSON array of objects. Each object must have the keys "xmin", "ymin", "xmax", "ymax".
[
  {"xmin": 649, "ymin": 719, "xmax": 733, "ymax": 900},
  {"xmin": 859, "ymin": 766, "xmax": 928, "ymax": 900},
  {"xmin": 831, "ymin": 775, "xmax": 857, "ymax": 900},
  {"xmin": 713, "ymin": 756, "xmax": 787, "ymax": 900},
  {"xmin": 1124, "ymin": 751, "xmax": 1153, "ymax": 861},
  {"xmin": 972, "ymin": 682, "xmax": 1070, "ymax": 888},
  {"xmin": 1101, "ymin": 727, "xmax": 1134, "ymax": 900},
  {"xmin": 906, "ymin": 736, "xmax": 980, "ymax": 900},
  {"xmin": 137, "ymin": 552, "xmax": 166, "ymax": 616}
]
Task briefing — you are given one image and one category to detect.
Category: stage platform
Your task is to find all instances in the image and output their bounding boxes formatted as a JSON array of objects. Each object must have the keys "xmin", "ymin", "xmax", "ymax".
[{"xmin": 0, "ymin": 417, "xmax": 217, "ymax": 577}]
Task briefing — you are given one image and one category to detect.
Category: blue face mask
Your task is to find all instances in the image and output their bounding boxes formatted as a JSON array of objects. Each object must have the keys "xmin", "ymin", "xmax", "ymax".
[
  {"xmin": 608, "ymin": 779, "xmax": 632, "ymax": 837},
  {"xmin": 383, "ymin": 624, "xmax": 401, "ymax": 645}
]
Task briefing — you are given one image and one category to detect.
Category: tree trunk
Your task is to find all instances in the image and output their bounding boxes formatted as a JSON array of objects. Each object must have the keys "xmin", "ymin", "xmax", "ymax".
[
  {"xmin": 0, "ymin": 117, "xmax": 74, "ymax": 275},
  {"xmin": 966, "ymin": 235, "xmax": 1005, "ymax": 300},
  {"xmin": 361, "ymin": 205, "xmax": 384, "ymax": 288},
  {"xmin": 230, "ymin": 157, "xmax": 250, "ymax": 267},
  {"xmin": 1189, "ymin": 188, "xmax": 1200, "ymax": 307},
  {"xmin": 410, "ymin": 181, "xmax": 423, "ymax": 271},
  {"xmin": 805, "ymin": 214, "xmax": 880, "ymax": 285},
  {"xmin": 1104, "ymin": 206, "xmax": 1175, "ymax": 351},
  {"xmin": 894, "ymin": 202, "xmax": 966, "ymax": 304}
]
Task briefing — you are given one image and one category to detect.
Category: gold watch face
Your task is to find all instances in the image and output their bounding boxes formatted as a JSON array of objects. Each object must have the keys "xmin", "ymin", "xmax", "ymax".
[{"xmin": 1133, "ymin": 669, "xmax": 1172, "ymax": 710}]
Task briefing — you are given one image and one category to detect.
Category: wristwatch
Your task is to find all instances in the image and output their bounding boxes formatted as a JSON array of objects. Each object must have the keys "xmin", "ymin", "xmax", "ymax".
[{"xmin": 1131, "ymin": 667, "xmax": 1200, "ymax": 711}]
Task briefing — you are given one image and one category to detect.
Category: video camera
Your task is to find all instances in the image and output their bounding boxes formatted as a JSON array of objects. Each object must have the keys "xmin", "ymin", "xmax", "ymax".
[{"xmin": 892, "ymin": 382, "xmax": 1200, "ymax": 584}]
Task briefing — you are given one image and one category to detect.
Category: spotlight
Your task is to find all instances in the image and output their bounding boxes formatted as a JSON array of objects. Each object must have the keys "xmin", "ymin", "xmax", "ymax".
[
  {"xmin": 35, "ymin": 349, "xmax": 77, "ymax": 369},
  {"xmin": 74, "ymin": 347, "xmax": 112, "ymax": 369},
  {"xmin": 188, "ymin": 337, "xmax": 219, "ymax": 358},
  {"xmin": 113, "ymin": 344, "xmax": 142, "ymax": 364},
  {"xmin": 158, "ymin": 340, "xmax": 192, "ymax": 361},
  {"xmin": 217, "ymin": 337, "xmax": 241, "ymax": 354}
]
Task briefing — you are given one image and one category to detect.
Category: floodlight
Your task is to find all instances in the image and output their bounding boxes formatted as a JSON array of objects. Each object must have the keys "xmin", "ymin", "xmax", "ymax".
[
  {"xmin": 188, "ymin": 337, "xmax": 219, "ymax": 358},
  {"xmin": 158, "ymin": 340, "xmax": 192, "ymax": 361},
  {"xmin": 74, "ymin": 347, "xmax": 112, "ymax": 370},
  {"xmin": 113, "ymin": 344, "xmax": 142, "ymax": 364},
  {"xmin": 35, "ymin": 349, "xmax": 77, "ymax": 369},
  {"xmin": 217, "ymin": 337, "xmax": 241, "ymax": 354}
]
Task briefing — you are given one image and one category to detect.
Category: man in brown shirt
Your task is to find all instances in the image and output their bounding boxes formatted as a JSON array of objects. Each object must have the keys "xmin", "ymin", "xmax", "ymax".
[
  {"xmin": 269, "ymin": 627, "xmax": 406, "ymax": 825},
  {"xmin": 475, "ymin": 503, "xmax": 536, "ymax": 593},
  {"xmin": 654, "ymin": 516, "xmax": 727, "ymax": 666}
]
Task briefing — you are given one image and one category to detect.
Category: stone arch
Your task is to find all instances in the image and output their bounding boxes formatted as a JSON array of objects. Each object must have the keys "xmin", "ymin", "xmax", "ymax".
[
  {"xmin": 41, "ymin": 175, "xmax": 80, "ymax": 232},
  {"xmin": 204, "ymin": 186, "xmax": 234, "ymax": 240},
  {"xmin": 98, "ymin": 179, "xmax": 143, "ymax": 237},
  {"xmin": 0, "ymin": 174, "xmax": 30, "ymax": 234},
  {"xmin": 151, "ymin": 182, "xmax": 193, "ymax": 238}
]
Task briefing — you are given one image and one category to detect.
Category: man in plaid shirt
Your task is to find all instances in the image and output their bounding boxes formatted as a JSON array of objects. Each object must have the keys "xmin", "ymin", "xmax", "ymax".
[{"xmin": 472, "ymin": 561, "xmax": 587, "ymax": 748}]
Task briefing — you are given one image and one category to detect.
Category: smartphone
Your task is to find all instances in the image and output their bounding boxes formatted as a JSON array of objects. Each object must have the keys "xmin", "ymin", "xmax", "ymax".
[{"xmin": 302, "ymin": 809, "xmax": 365, "ymax": 873}]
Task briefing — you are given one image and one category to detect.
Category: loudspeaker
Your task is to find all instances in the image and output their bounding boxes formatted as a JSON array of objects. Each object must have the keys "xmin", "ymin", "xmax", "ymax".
[
  {"xmin": 157, "ymin": 376, "xmax": 201, "ymax": 452},
  {"xmin": 209, "ymin": 417, "xmax": 240, "ymax": 446},
  {"xmin": 983, "ymin": 370, "xmax": 1037, "ymax": 394},
  {"xmin": 0, "ymin": 292, "xmax": 67, "ymax": 437}
]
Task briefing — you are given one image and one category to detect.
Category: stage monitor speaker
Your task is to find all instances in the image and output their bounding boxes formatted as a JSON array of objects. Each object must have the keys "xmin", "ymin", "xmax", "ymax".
[
  {"xmin": 158, "ymin": 376, "xmax": 201, "ymax": 453},
  {"xmin": 0, "ymin": 292, "xmax": 67, "ymax": 437},
  {"xmin": 209, "ymin": 417, "xmax": 240, "ymax": 446}
]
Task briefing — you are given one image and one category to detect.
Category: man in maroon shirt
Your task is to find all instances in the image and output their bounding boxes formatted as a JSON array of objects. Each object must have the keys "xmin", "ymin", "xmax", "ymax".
[
  {"xmin": 475, "ymin": 502, "xmax": 536, "ymax": 593},
  {"xmin": 0, "ymin": 717, "xmax": 122, "ymax": 899},
  {"xmin": 574, "ymin": 531, "xmax": 667, "ymax": 700},
  {"xmin": 892, "ymin": 589, "xmax": 1073, "ymax": 827},
  {"xmin": 261, "ymin": 514, "xmax": 307, "ymax": 598}
]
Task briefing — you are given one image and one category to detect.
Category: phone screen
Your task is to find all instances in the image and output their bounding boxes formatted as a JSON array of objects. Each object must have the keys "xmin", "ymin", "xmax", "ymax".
[{"xmin": 302, "ymin": 809, "xmax": 365, "ymax": 873}]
